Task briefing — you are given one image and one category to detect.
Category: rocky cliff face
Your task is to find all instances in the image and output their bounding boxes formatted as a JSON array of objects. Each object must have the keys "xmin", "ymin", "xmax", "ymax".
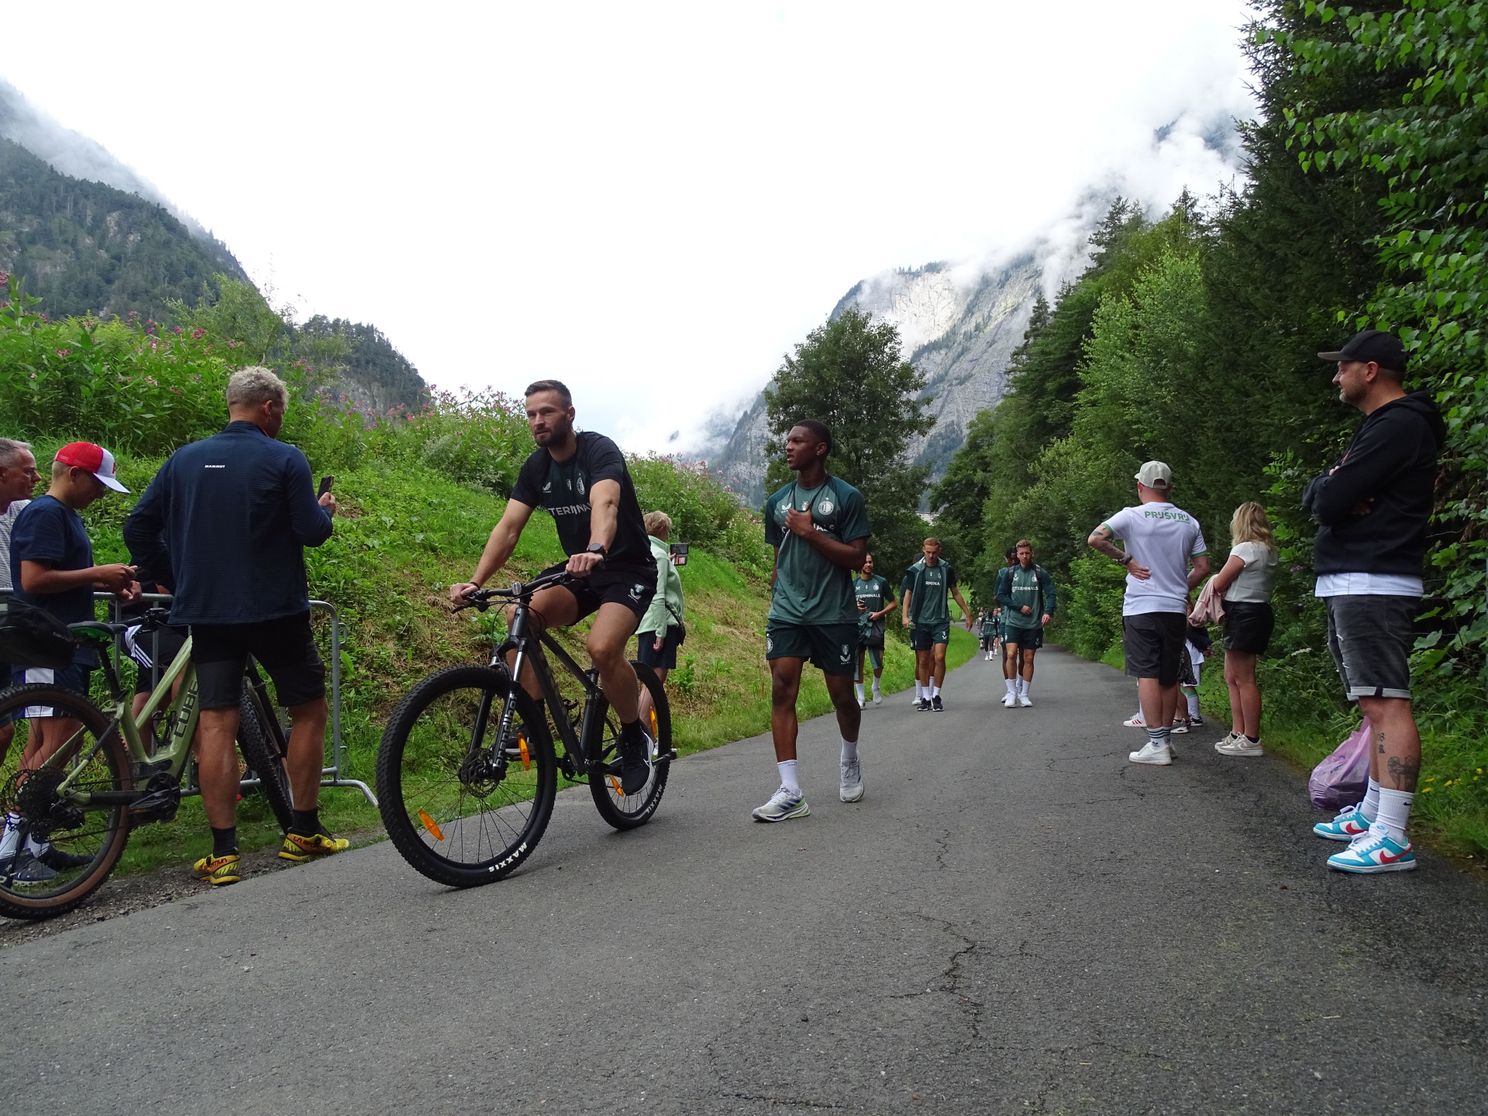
[{"xmin": 709, "ymin": 253, "xmax": 1044, "ymax": 506}]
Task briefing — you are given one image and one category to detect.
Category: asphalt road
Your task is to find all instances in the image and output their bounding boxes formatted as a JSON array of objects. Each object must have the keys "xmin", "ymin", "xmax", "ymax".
[{"xmin": 4, "ymin": 649, "xmax": 1486, "ymax": 1114}]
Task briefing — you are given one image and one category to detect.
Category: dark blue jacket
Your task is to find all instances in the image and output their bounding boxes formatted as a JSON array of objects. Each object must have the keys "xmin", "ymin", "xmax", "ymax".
[{"xmin": 124, "ymin": 421, "xmax": 332, "ymax": 625}]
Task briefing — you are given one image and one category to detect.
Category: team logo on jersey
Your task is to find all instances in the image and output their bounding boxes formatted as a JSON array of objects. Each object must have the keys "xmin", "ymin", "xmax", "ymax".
[
  {"xmin": 542, "ymin": 480, "xmax": 552, "ymax": 494},
  {"xmin": 818, "ymin": 497, "xmax": 834, "ymax": 516},
  {"xmin": 576, "ymin": 475, "xmax": 586, "ymax": 497}
]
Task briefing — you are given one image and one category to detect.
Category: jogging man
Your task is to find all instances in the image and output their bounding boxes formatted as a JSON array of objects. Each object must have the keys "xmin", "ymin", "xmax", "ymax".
[
  {"xmin": 997, "ymin": 539, "xmax": 1056, "ymax": 708},
  {"xmin": 1088, "ymin": 462, "xmax": 1209, "ymax": 766},
  {"xmin": 852, "ymin": 552, "xmax": 894, "ymax": 708},
  {"xmin": 126, "ymin": 368, "xmax": 344, "ymax": 886},
  {"xmin": 756, "ymin": 420, "xmax": 869, "ymax": 820},
  {"xmin": 900, "ymin": 538, "xmax": 973, "ymax": 712},
  {"xmin": 451, "ymin": 380, "xmax": 657, "ymax": 799},
  {"xmin": 1304, "ymin": 329, "xmax": 1444, "ymax": 874}
]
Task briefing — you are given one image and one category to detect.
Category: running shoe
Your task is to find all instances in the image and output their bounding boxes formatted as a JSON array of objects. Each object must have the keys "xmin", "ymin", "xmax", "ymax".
[
  {"xmin": 1122, "ymin": 715, "xmax": 1146, "ymax": 728},
  {"xmin": 35, "ymin": 842, "xmax": 92, "ymax": 870},
  {"xmin": 1215, "ymin": 735, "xmax": 1264, "ymax": 757},
  {"xmin": 871, "ymin": 693, "xmax": 882, "ymax": 706},
  {"xmin": 917, "ymin": 698, "xmax": 932, "ymax": 712},
  {"xmin": 192, "ymin": 852, "xmax": 242, "ymax": 886},
  {"xmin": 1327, "ymin": 829, "xmax": 1416, "ymax": 873},
  {"xmin": 0, "ymin": 850, "xmax": 58, "ymax": 884},
  {"xmin": 1170, "ymin": 720, "xmax": 1190, "ymax": 735},
  {"xmin": 1313, "ymin": 806, "xmax": 1371, "ymax": 842},
  {"xmin": 1128, "ymin": 741, "xmax": 1173, "ymax": 766},
  {"xmin": 278, "ymin": 831, "xmax": 351, "ymax": 862},
  {"xmin": 1190, "ymin": 715, "xmax": 1205, "ymax": 727},
  {"xmin": 1002, "ymin": 692, "xmax": 1017, "ymax": 708},
  {"xmin": 1017, "ymin": 691, "xmax": 1033, "ymax": 708},
  {"xmin": 839, "ymin": 758, "xmax": 864, "ymax": 803},
  {"xmin": 752, "ymin": 786, "xmax": 810, "ymax": 822},
  {"xmin": 857, "ymin": 698, "xmax": 865, "ymax": 709},
  {"xmin": 618, "ymin": 728, "xmax": 654, "ymax": 794},
  {"xmin": 931, "ymin": 695, "xmax": 944, "ymax": 712}
]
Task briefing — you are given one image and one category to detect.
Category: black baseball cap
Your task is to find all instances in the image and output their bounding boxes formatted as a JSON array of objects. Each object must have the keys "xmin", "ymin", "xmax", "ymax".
[{"xmin": 1317, "ymin": 329, "xmax": 1407, "ymax": 373}]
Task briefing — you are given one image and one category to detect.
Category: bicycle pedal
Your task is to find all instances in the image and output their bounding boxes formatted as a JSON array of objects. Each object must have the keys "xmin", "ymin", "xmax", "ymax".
[{"xmin": 128, "ymin": 786, "xmax": 181, "ymax": 822}]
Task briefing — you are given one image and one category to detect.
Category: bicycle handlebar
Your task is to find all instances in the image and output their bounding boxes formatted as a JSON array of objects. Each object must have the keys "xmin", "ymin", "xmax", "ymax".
[{"xmin": 453, "ymin": 569, "xmax": 575, "ymax": 612}]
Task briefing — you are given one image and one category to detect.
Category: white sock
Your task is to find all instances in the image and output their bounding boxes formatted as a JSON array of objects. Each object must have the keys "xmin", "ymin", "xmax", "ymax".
[
  {"xmin": 1375, "ymin": 787, "xmax": 1414, "ymax": 842},
  {"xmin": 930, "ymin": 684, "xmax": 940, "ymax": 699},
  {"xmin": 871, "ymin": 678, "xmax": 881, "ymax": 696},
  {"xmin": 854, "ymin": 682, "xmax": 864, "ymax": 703},
  {"xmin": 840, "ymin": 738, "xmax": 858, "ymax": 764},
  {"xmin": 1186, "ymin": 692, "xmax": 1200, "ymax": 718},
  {"xmin": 914, "ymin": 681, "xmax": 924, "ymax": 700},
  {"xmin": 1361, "ymin": 778, "xmax": 1382, "ymax": 821},
  {"xmin": 777, "ymin": 760, "xmax": 801, "ymax": 795},
  {"xmin": 1005, "ymin": 678, "xmax": 1016, "ymax": 696},
  {"xmin": 1019, "ymin": 680, "xmax": 1030, "ymax": 698},
  {"xmin": 0, "ymin": 814, "xmax": 18, "ymax": 860}
]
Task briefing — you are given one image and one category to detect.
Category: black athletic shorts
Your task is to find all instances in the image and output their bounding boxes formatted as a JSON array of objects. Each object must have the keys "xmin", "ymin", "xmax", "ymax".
[
  {"xmin": 1222, "ymin": 600, "xmax": 1274, "ymax": 655},
  {"xmin": 1003, "ymin": 623, "xmax": 1043, "ymax": 650},
  {"xmin": 1122, "ymin": 612, "xmax": 1186, "ymax": 686},
  {"xmin": 122, "ymin": 622, "xmax": 189, "ymax": 696},
  {"xmin": 540, "ymin": 560, "xmax": 657, "ymax": 623},
  {"xmin": 193, "ymin": 612, "xmax": 325, "ymax": 711},
  {"xmin": 636, "ymin": 625, "xmax": 681, "ymax": 671},
  {"xmin": 765, "ymin": 621, "xmax": 858, "ymax": 677}
]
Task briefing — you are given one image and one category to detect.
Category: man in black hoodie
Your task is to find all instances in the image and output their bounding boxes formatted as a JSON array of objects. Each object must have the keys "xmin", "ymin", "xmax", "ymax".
[{"xmin": 1302, "ymin": 329, "xmax": 1445, "ymax": 875}]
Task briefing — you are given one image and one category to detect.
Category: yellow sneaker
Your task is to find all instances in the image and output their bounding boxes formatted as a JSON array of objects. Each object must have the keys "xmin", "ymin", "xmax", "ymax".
[
  {"xmin": 278, "ymin": 831, "xmax": 350, "ymax": 863},
  {"xmin": 192, "ymin": 853, "xmax": 242, "ymax": 887}
]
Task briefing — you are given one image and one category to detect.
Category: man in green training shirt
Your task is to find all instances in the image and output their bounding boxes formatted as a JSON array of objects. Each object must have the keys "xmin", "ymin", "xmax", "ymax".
[
  {"xmin": 900, "ymin": 537, "xmax": 973, "ymax": 712},
  {"xmin": 997, "ymin": 538, "xmax": 1057, "ymax": 707},
  {"xmin": 852, "ymin": 552, "xmax": 895, "ymax": 708},
  {"xmin": 757, "ymin": 420, "xmax": 871, "ymax": 821}
]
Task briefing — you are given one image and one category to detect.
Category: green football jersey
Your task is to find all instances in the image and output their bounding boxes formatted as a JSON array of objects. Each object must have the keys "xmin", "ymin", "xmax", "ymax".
[
  {"xmin": 901, "ymin": 558, "xmax": 956, "ymax": 626},
  {"xmin": 763, "ymin": 476, "xmax": 870, "ymax": 625}
]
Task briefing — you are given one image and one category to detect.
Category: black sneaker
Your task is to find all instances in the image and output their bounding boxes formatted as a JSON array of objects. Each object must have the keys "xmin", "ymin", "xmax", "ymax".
[
  {"xmin": 619, "ymin": 729, "xmax": 653, "ymax": 796},
  {"xmin": 37, "ymin": 843, "xmax": 92, "ymax": 870},
  {"xmin": 0, "ymin": 850, "xmax": 58, "ymax": 884},
  {"xmin": 916, "ymin": 698, "xmax": 931, "ymax": 712},
  {"xmin": 931, "ymin": 695, "xmax": 944, "ymax": 712}
]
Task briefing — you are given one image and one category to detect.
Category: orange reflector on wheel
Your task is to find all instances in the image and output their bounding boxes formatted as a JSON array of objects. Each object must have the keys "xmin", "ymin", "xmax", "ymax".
[
  {"xmin": 648, "ymin": 709, "xmax": 658, "ymax": 736},
  {"xmin": 518, "ymin": 734, "xmax": 531, "ymax": 769},
  {"xmin": 609, "ymin": 775, "xmax": 624, "ymax": 796},
  {"xmin": 417, "ymin": 810, "xmax": 446, "ymax": 841}
]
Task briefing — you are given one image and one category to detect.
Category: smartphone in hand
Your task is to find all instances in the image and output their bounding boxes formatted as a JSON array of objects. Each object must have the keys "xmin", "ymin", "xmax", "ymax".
[
  {"xmin": 669, "ymin": 542, "xmax": 689, "ymax": 567},
  {"xmin": 318, "ymin": 475, "xmax": 335, "ymax": 497}
]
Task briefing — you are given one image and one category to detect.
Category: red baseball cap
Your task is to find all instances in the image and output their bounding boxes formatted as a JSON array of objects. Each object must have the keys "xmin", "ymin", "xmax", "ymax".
[{"xmin": 54, "ymin": 442, "xmax": 129, "ymax": 493}]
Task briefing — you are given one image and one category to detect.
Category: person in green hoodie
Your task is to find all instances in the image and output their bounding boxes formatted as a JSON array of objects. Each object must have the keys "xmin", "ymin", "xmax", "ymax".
[{"xmin": 636, "ymin": 510, "xmax": 684, "ymax": 688}]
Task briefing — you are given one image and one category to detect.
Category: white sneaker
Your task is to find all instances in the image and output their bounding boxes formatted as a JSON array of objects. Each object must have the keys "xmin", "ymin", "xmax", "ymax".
[
  {"xmin": 1001, "ymin": 692, "xmax": 1017, "ymax": 708},
  {"xmin": 1216, "ymin": 735, "xmax": 1264, "ymax": 757},
  {"xmin": 871, "ymin": 692, "xmax": 882, "ymax": 706},
  {"xmin": 752, "ymin": 786, "xmax": 810, "ymax": 822},
  {"xmin": 1122, "ymin": 715, "xmax": 1146, "ymax": 728},
  {"xmin": 856, "ymin": 698, "xmax": 865, "ymax": 709},
  {"xmin": 1128, "ymin": 741, "xmax": 1173, "ymax": 766},
  {"xmin": 839, "ymin": 758, "xmax": 864, "ymax": 803},
  {"xmin": 1017, "ymin": 691, "xmax": 1033, "ymax": 708}
]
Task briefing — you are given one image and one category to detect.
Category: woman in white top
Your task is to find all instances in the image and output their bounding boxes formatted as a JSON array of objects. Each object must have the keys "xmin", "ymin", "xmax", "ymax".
[{"xmin": 1208, "ymin": 502, "xmax": 1279, "ymax": 757}]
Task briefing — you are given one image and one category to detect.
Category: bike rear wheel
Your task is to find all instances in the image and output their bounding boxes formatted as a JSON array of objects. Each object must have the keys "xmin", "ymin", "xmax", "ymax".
[
  {"xmin": 376, "ymin": 665, "xmax": 557, "ymax": 887},
  {"xmin": 236, "ymin": 666, "xmax": 294, "ymax": 833},
  {"xmin": 0, "ymin": 685, "xmax": 131, "ymax": 920},
  {"xmin": 587, "ymin": 661, "xmax": 672, "ymax": 830}
]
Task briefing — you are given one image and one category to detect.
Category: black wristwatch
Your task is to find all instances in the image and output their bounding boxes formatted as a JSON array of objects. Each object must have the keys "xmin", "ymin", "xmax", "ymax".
[
  {"xmin": 1121, "ymin": 553, "xmax": 1134, "ymax": 565},
  {"xmin": 585, "ymin": 543, "xmax": 608, "ymax": 560}
]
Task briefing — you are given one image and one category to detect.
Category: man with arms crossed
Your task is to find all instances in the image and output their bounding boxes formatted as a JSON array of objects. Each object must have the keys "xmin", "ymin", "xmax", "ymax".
[
  {"xmin": 756, "ymin": 421, "xmax": 869, "ymax": 820},
  {"xmin": 997, "ymin": 539, "xmax": 1057, "ymax": 708},
  {"xmin": 852, "ymin": 552, "xmax": 894, "ymax": 709},
  {"xmin": 1088, "ymin": 462, "xmax": 1209, "ymax": 766},
  {"xmin": 1305, "ymin": 330, "xmax": 1444, "ymax": 874},
  {"xmin": 900, "ymin": 538, "xmax": 973, "ymax": 712},
  {"xmin": 450, "ymin": 380, "xmax": 656, "ymax": 797},
  {"xmin": 126, "ymin": 368, "xmax": 344, "ymax": 886}
]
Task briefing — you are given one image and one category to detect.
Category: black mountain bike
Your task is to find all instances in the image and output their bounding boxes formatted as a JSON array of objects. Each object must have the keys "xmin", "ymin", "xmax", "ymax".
[{"xmin": 375, "ymin": 569, "xmax": 674, "ymax": 887}]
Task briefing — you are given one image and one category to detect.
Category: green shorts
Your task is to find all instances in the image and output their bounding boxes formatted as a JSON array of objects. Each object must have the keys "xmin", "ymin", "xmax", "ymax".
[
  {"xmin": 909, "ymin": 623, "xmax": 950, "ymax": 651},
  {"xmin": 766, "ymin": 621, "xmax": 858, "ymax": 676},
  {"xmin": 856, "ymin": 645, "xmax": 884, "ymax": 679},
  {"xmin": 1003, "ymin": 623, "xmax": 1043, "ymax": 650}
]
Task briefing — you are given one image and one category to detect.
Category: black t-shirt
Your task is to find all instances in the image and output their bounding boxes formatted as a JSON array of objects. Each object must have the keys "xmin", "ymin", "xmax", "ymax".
[{"xmin": 510, "ymin": 432, "xmax": 652, "ymax": 568}]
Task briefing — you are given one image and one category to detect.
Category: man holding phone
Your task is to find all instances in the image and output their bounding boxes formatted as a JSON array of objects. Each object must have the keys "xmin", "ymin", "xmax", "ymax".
[{"xmin": 125, "ymin": 366, "xmax": 343, "ymax": 886}]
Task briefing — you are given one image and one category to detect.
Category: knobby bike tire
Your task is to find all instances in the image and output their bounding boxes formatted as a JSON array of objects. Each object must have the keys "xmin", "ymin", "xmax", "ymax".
[
  {"xmin": 587, "ymin": 661, "xmax": 672, "ymax": 830},
  {"xmin": 376, "ymin": 665, "xmax": 557, "ymax": 888},
  {"xmin": 0, "ymin": 685, "xmax": 131, "ymax": 920},
  {"xmin": 236, "ymin": 679, "xmax": 294, "ymax": 834}
]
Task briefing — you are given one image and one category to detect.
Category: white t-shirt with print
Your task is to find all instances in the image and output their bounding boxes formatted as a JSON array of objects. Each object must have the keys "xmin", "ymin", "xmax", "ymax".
[
  {"xmin": 1104, "ymin": 501, "xmax": 1207, "ymax": 616},
  {"xmin": 1227, "ymin": 541, "xmax": 1278, "ymax": 603}
]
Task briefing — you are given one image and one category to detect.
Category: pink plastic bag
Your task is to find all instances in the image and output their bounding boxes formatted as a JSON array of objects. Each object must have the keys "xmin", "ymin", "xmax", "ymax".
[{"xmin": 1308, "ymin": 720, "xmax": 1372, "ymax": 811}]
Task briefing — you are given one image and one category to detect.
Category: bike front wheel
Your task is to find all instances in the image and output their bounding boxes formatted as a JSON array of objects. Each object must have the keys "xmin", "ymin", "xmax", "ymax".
[
  {"xmin": 0, "ymin": 685, "xmax": 131, "ymax": 920},
  {"xmin": 376, "ymin": 666, "xmax": 557, "ymax": 887},
  {"xmin": 588, "ymin": 661, "xmax": 672, "ymax": 830},
  {"xmin": 236, "ymin": 668, "xmax": 294, "ymax": 833}
]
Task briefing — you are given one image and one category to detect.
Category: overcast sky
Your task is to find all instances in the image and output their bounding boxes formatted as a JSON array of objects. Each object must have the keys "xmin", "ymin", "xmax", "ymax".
[{"xmin": 2, "ymin": 1, "xmax": 1259, "ymax": 453}]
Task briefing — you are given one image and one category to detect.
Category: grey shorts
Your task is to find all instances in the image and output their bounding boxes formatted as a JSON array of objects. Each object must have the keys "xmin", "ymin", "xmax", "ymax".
[
  {"xmin": 1123, "ymin": 612, "xmax": 1186, "ymax": 686},
  {"xmin": 1324, "ymin": 594, "xmax": 1417, "ymax": 701}
]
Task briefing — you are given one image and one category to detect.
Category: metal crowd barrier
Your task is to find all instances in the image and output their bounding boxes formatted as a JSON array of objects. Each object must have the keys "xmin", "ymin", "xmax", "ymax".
[{"xmin": 1, "ymin": 590, "xmax": 376, "ymax": 807}]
